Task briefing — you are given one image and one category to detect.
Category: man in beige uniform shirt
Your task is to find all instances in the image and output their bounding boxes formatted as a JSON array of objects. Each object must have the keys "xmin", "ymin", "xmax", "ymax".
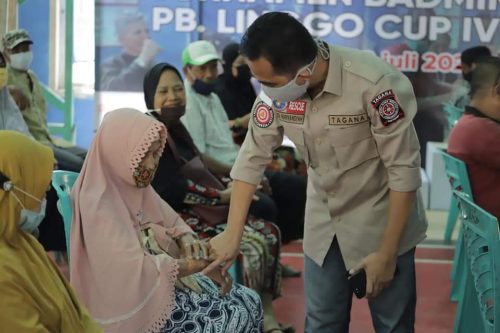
[{"xmin": 204, "ymin": 12, "xmax": 428, "ymax": 333}]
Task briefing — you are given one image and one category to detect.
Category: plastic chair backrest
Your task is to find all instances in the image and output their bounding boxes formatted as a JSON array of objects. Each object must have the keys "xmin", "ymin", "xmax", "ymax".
[
  {"xmin": 51, "ymin": 170, "xmax": 79, "ymax": 256},
  {"xmin": 440, "ymin": 150, "xmax": 473, "ymax": 199},
  {"xmin": 443, "ymin": 103, "xmax": 465, "ymax": 130},
  {"xmin": 455, "ymin": 191, "xmax": 500, "ymax": 332}
]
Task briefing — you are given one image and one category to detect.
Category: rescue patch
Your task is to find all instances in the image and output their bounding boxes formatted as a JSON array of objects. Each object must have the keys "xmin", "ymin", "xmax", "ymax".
[
  {"xmin": 253, "ymin": 102, "xmax": 274, "ymax": 128},
  {"xmin": 370, "ymin": 89, "xmax": 405, "ymax": 127},
  {"xmin": 329, "ymin": 114, "xmax": 368, "ymax": 126},
  {"xmin": 286, "ymin": 100, "xmax": 307, "ymax": 115}
]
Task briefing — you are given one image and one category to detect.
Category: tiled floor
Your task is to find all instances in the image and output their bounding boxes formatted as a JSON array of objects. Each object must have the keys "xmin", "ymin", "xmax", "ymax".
[{"xmin": 274, "ymin": 209, "xmax": 458, "ymax": 333}]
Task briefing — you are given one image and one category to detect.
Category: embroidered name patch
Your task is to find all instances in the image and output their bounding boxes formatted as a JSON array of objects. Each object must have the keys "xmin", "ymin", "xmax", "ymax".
[
  {"xmin": 277, "ymin": 113, "xmax": 305, "ymax": 124},
  {"xmin": 370, "ymin": 89, "xmax": 405, "ymax": 127},
  {"xmin": 253, "ymin": 102, "xmax": 274, "ymax": 128},
  {"xmin": 329, "ymin": 114, "xmax": 368, "ymax": 126}
]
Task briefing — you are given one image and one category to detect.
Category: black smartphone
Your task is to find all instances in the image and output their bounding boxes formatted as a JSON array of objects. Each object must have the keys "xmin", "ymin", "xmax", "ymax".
[
  {"xmin": 349, "ymin": 269, "xmax": 367, "ymax": 299},
  {"xmin": 348, "ymin": 266, "xmax": 399, "ymax": 299}
]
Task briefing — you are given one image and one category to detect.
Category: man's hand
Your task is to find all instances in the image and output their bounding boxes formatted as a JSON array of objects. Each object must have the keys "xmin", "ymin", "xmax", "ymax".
[
  {"xmin": 350, "ymin": 251, "xmax": 396, "ymax": 299},
  {"xmin": 137, "ymin": 39, "xmax": 162, "ymax": 66},
  {"xmin": 202, "ymin": 230, "xmax": 240, "ymax": 276},
  {"xmin": 8, "ymin": 86, "xmax": 30, "ymax": 111},
  {"xmin": 205, "ymin": 268, "xmax": 233, "ymax": 296},
  {"xmin": 177, "ymin": 234, "xmax": 210, "ymax": 260}
]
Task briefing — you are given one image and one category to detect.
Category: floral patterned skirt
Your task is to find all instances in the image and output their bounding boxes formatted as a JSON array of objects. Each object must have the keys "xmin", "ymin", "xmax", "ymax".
[
  {"xmin": 161, "ymin": 274, "xmax": 263, "ymax": 333},
  {"xmin": 182, "ymin": 212, "xmax": 282, "ymax": 299}
]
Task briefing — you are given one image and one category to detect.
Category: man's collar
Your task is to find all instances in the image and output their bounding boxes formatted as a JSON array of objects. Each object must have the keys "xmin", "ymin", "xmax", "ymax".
[
  {"xmin": 465, "ymin": 106, "xmax": 500, "ymax": 124},
  {"xmin": 322, "ymin": 44, "xmax": 342, "ymax": 96}
]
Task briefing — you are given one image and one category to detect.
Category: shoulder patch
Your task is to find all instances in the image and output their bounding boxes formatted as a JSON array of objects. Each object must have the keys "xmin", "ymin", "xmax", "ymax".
[
  {"xmin": 253, "ymin": 102, "xmax": 274, "ymax": 128},
  {"xmin": 370, "ymin": 89, "xmax": 405, "ymax": 127}
]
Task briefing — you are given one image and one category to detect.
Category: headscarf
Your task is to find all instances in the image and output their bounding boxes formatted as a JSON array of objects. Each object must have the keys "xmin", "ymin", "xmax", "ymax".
[
  {"xmin": 0, "ymin": 87, "xmax": 32, "ymax": 135},
  {"xmin": 0, "ymin": 130, "xmax": 101, "ymax": 332},
  {"xmin": 222, "ymin": 42, "xmax": 240, "ymax": 78},
  {"xmin": 143, "ymin": 63, "xmax": 198, "ymax": 152},
  {"xmin": 70, "ymin": 108, "xmax": 193, "ymax": 333}
]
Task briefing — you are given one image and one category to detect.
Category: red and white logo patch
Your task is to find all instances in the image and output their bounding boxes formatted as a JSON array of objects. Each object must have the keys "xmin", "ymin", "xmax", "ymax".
[
  {"xmin": 286, "ymin": 100, "xmax": 306, "ymax": 115},
  {"xmin": 253, "ymin": 102, "xmax": 274, "ymax": 128},
  {"xmin": 370, "ymin": 89, "xmax": 405, "ymax": 127}
]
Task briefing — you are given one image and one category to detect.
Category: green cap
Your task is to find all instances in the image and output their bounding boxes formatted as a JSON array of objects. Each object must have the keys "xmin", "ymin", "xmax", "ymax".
[{"xmin": 182, "ymin": 40, "xmax": 219, "ymax": 66}]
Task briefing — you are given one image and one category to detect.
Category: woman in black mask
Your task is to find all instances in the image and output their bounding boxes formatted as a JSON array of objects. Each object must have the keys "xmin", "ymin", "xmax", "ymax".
[
  {"xmin": 214, "ymin": 43, "xmax": 256, "ymax": 143},
  {"xmin": 144, "ymin": 63, "xmax": 294, "ymax": 333}
]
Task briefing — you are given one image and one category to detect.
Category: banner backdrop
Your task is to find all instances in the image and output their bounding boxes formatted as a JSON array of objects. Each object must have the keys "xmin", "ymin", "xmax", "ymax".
[{"xmin": 95, "ymin": 0, "xmax": 499, "ymax": 163}]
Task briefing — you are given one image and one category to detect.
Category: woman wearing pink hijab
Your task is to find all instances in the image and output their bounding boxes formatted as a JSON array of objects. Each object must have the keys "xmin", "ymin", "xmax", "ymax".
[{"xmin": 70, "ymin": 108, "xmax": 263, "ymax": 333}]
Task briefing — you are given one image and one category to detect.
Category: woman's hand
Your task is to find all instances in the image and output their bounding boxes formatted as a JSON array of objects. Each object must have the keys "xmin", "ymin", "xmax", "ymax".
[
  {"xmin": 177, "ymin": 234, "xmax": 210, "ymax": 260},
  {"xmin": 177, "ymin": 257, "xmax": 210, "ymax": 278},
  {"xmin": 205, "ymin": 268, "xmax": 233, "ymax": 296}
]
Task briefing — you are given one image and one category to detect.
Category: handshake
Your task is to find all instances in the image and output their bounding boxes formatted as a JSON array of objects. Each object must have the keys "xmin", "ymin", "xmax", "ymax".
[{"xmin": 176, "ymin": 234, "xmax": 233, "ymax": 296}]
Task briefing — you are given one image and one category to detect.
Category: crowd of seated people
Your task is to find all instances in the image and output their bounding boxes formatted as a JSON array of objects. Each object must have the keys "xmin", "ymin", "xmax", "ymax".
[
  {"xmin": 7, "ymin": 23, "xmax": 498, "ymax": 333},
  {"xmin": 1, "ymin": 27, "xmax": 303, "ymax": 332}
]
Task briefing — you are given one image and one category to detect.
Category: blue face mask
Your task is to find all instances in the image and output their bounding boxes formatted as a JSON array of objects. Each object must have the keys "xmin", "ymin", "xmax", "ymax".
[{"xmin": 18, "ymin": 198, "xmax": 46, "ymax": 234}]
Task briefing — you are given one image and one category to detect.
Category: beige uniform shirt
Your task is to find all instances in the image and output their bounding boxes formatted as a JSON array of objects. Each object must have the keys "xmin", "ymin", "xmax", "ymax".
[{"xmin": 231, "ymin": 45, "xmax": 428, "ymax": 269}]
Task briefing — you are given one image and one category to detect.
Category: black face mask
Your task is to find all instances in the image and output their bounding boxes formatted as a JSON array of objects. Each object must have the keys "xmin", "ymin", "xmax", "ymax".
[
  {"xmin": 158, "ymin": 105, "xmax": 186, "ymax": 126},
  {"xmin": 463, "ymin": 71, "xmax": 473, "ymax": 82},
  {"xmin": 192, "ymin": 79, "xmax": 215, "ymax": 96},
  {"xmin": 235, "ymin": 64, "xmax": 252, "ymax": 84}
]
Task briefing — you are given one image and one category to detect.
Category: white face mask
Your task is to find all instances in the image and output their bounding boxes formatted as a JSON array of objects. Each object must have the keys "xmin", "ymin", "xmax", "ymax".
[
  {"xmin": 4, "ymin": 181, "xmax": 47, "ymax": 235},
  {"xmin": 9, "ymin": 51, "xmax": 33, "ymax": 71},
  {"xmin": 261, "ymin": 58, "xmax": 316, "ymax": 103}
]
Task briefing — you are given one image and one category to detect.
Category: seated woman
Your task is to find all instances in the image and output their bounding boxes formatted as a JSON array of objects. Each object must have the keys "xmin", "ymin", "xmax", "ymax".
[
  {"xmin": 144, "ymin": 63, "xmax": 292, "ymax": 333},
  {"xmin": 0, "ymin": 130, "xmax": 101, "ymax": 332},
  {"xmin": 70, "ymin": 109, "xmax": 263, "ymax": 333}
]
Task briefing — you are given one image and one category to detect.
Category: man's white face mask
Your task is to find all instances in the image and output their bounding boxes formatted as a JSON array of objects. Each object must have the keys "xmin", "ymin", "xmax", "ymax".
[{"xmin": 9, "ymin": 51, "xmax": 33, "ymax": 71}]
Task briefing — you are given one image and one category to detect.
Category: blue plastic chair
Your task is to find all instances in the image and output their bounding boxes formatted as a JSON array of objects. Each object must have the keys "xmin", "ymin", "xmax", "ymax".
[
  {"xmin": 51, "ymin": 170, "xmax": 79, "ymax": 259},
  {"xmin": 453, "ymin": 191, "xmax": 500, "ymax": 333},
  {"xmin": 440, "ymin": 151, "xmax": 473, "ymax": 301},
  {"xmin": 443, "ymin": 103, "xmax": 465, "ymax": 131},
  {"xmin": 440, "ymin": 151, "xmax": 473, "ymax": 241}
]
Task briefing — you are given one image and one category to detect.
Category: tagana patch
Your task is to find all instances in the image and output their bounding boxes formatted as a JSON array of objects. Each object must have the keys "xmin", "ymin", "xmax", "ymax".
[
  {"xmin": 253, "ymin": 102, "xmax": 274, "ymax": 128},
  {"xmin": 370, "ymin": 89, "xmax": 405, "ymax": 127}
]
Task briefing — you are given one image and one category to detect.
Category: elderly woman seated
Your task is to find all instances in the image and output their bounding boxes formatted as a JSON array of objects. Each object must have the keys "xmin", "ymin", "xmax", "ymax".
[{"xmin": 69, "ymin": 109, "xmax": 263, "ymax": 333}]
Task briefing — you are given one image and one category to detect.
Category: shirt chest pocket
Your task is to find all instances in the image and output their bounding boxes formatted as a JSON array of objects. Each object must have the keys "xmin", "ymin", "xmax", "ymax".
[
  {"xmin": 284, "ymin": 127, "xmax": 309, "ymax": 166},
  {"xmin": 328, "ymin": 123, "xmax": 379, "ymax": 171}
]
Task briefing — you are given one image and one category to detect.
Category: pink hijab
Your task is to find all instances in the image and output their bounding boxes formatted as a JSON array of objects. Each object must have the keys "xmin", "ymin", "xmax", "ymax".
[{"xmin": 70, "ymin": 109, "xmax": 193, "ymax": 333}]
